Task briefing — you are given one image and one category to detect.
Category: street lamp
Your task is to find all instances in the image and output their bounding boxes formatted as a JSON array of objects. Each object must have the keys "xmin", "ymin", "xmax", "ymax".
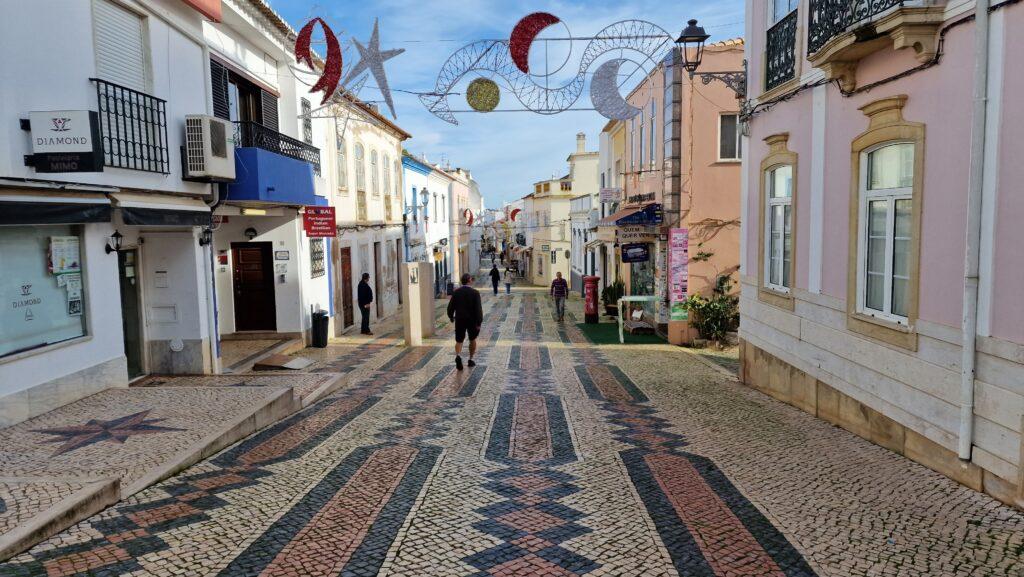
[
  {"xmin": 105, "ymin": 230, "xmax": 123, "ymax": 254},
  {"xmin": 676, "ymin": 19, "xmax": 709, "ymax": 76}
]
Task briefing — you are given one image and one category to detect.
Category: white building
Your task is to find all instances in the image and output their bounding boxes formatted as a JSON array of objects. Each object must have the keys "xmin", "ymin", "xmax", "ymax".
[
  {"xmin": 402, "ymin": 154, "xmax": 454, "ymax": 296},
  {"xmin": 566, "ymin": 132, "xmax": 600, "ymax": 293}
]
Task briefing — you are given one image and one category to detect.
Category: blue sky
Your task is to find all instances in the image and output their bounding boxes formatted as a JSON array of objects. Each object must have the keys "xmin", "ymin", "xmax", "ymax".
[{"xmin": 271, "ymin": 0, "xmax": 745, "ymax": 206}]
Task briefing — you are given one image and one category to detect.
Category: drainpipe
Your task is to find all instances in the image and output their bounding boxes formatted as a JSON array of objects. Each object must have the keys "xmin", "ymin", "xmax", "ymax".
[{"xmin": 959, "ymin": 0, "xmax": 991, "ymax": 461}]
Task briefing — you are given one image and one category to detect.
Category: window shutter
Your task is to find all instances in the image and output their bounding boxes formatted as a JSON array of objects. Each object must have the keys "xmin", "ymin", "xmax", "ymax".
[
  {"xmin": 301, "ymin": 98, "xmax": 313, "ymax": 144},
  {"xmin": 210, "ymin": 59, "xmax": 230, "ymax": 120},
  {"xmin": 92, "ymin": 0, "xmax": 148, "ymax": 92},
  {"xmin": 261, "ymin": 90, "xmax": 279, "ymax": 132}
]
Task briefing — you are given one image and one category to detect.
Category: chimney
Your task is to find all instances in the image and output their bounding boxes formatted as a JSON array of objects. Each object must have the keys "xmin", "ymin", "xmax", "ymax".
[{"xmin": 576, "ymin": 132, "xmax": 586, "ymax": 153}]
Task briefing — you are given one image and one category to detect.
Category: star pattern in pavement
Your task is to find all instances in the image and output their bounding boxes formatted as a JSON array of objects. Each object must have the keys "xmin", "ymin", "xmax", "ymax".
[
  {"xmin": 32, "ymin": 410, "xmax": 185, "ymax": 456},
  {"xmin": 341, "ymin": 18, "xmax": 405, "ymax": 119}
]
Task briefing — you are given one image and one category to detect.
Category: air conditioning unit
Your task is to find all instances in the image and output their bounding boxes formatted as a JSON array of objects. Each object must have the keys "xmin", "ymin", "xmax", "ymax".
[{"xmin": 183, "ymin": 115, "xmax": 235, "ymax": 182}]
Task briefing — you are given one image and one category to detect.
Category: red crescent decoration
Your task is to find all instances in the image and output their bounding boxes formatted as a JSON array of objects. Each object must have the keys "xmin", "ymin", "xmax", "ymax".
[
  {"xmin": 510, "ymin": 208, "xmax": 521, "ymax": 221},
  {"xmin": 296, "ymin": 18, "xmax": 343, "ymax": 106},
  {"xmin": 509, "ymin": 12, "xmax": 561, "ymax": 74}
]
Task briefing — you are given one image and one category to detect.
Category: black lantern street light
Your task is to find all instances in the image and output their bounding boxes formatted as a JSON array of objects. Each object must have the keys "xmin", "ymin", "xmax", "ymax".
[
  {"xmin": 198, "ymin": 227, "xmax": 213, "ymax": 247},
  {"xmin": 675, "ymin": 18, "xmax": 747, "ymax": 102},
  {"xmin": 105, "ymin": 230, "xmax": 123, "ymax": 254}
]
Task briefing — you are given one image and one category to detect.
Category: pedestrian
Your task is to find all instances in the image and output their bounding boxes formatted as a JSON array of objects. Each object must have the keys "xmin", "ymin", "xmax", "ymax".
[
  {"xmin": 357, "ymin": 272, "xmax": 373, "ymax": 335},
  {"xmin": 489, "ymin": 264, "xmax": 501, "ymax": 295},
  {"xmin": 503, "ymin": 267, "xmax": 514, "ymax": 295},
  {"xmin": 447, "ymin": 273, "xmax": 483, "ymax": 371},
  {"xmin": 550, "ymin": 271, "xmax": 568, "ymax": 322}
]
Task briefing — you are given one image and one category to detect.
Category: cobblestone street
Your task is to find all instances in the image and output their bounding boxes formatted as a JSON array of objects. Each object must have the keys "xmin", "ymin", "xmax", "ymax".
[{"xmin": 3, "ymin": 287, "xmax": 1022, "ymax": 577}]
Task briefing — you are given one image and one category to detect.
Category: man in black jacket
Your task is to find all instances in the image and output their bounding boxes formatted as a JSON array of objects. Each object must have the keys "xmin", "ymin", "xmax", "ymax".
[
  {"xmin": 489, "ymin": 265, "xmax": 501, "ymax": 295},
  {"xmin": 357, "ymin": 272, "xmax": 373, "ymax": 335},
  {"xmin": 447, "ymin": 273, "xmax": 483, "ymax": 370}
]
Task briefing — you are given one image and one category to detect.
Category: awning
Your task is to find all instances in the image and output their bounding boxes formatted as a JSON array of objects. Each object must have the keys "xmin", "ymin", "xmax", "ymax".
[
  {"xmin": 112, "ymin": 193, "xmax": 212, "ymax": 227},
  {"xmin": 0, "ymin": 191, "xmax": 112, "ymax": 225},
  {"xmin": 584, "ymin": 239, "xmax": 604, "ymax": 250},
  {"xmin": 598, "ymin": 207, "xmax": 640, "ymax": 227}
]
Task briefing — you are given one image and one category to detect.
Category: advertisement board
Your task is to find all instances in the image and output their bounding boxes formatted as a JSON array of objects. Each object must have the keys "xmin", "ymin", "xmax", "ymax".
[
  {"xmin": 669, "ymin": 228, "xmax": 689, "ymax": 321},
  {"xmin": 620, "ymin": 243, "xmax": 650, "ymax": 263},
  {"xmin": 28, "ymin": 110, "xmax": 104, "ymax": 173},
  {"xmin": 599, "ymin": 187, "xmax": 622, "ymax": 203},
  {"xmin": 303, "ymin": 206, "xmax": 337, "ymax": 237}
]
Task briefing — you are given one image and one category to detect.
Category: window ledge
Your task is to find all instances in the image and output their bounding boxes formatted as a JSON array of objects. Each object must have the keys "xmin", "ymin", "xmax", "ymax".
[
  {"xmin": 808, "ymin": 6, "xmax": 945, "ymax": 91},
  {"xmin": 758, "ymin": 287, "xmax": 795, "ymax": 311},
  {"xmin": 713, "ymin": 159, "xmax": 742, "ymax": 166},
  {"xmin": 847, "ymin": 311, "xmax": 918, "ymax": 351},
  {"xmin": 757, "ymin": 77, "xmax": 801, "ymax": 105}
]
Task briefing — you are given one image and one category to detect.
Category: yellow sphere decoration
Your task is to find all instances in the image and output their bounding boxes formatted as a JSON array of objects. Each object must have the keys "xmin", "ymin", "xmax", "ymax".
[{"xmin": 466, "ymin": 78, "xmax": 500, "ymax": 112}]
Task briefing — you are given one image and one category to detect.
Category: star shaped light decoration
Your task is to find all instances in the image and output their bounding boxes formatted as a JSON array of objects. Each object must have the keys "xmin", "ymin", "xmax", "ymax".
[
  {"xmin": 32, "ymin": 409, "xmax": 185, "ymax": 456},
  {"xmin": 342, "ymin": 18, "xmax": 405, "ymax": 118}
]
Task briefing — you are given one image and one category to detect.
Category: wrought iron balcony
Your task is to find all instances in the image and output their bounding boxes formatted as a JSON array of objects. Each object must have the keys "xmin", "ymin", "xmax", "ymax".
[
  {"xmin": 90, "ymin": 78, "xmax": 170, "ymax": 174},
  {"xmin": 765, "ymin": 11, "xmax": 798, "ymax": 92},
  {"xmin": 808, "ymin": 0, "xmax": 904, "ymax": 55},
  {"xmin": 233, "ymin": 121, "xmax": 320, "ymax": 176}
]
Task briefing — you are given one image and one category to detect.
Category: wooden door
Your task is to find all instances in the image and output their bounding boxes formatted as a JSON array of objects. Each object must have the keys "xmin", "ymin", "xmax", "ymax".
[
  {"xmin": 231, "ymin": 242, "xmax": 276, "ymax": 331},
  {"xmin": 118, "ymin": 249, "xmax": 144, "ymax": 378},
  {"xmin": 340, "ymin": 247, "xmax": 354, "ymax": 328},
  {"xmin": 373, "ymin": 241, "xmax": 383, "ymax": 318}
]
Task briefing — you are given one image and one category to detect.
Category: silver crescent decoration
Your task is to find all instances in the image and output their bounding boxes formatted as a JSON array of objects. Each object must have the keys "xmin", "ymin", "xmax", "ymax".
[
  {"xmin": 590, "ymin": 59, "xmax": 641, "ymax": 121},
  {"xmin": 342, "ymin": 18, "xmax": 405, "ymax": 118},
  {"xmin": 420, "ymin": 19, "xmax": 672, "ymax": 124}
]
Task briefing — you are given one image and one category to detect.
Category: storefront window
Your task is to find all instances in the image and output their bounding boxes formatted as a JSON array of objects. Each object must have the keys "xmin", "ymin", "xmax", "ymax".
[{"xmin": 0, "ymin": 226, "xmax": 87, "ymax": 357}]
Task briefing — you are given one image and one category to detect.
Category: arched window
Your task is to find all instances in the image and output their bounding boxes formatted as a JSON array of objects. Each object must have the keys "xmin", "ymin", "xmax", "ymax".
[
  {"xmin": 382, "ymin": 154, "xmax": 391, "ymax": 196},
  {"xmin": 370, "ymin": 150, "xmax": 379, "ymax": 196},
  {"xmin": 336, "ymin": 134, "xmax": 347, "ymax": 193},
  {"xmin": 354, "ymin": 143, "xmax": 365, "ymax": 191}
]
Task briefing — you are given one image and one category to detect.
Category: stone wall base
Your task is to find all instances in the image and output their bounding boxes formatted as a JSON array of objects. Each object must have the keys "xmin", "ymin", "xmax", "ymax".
[
  {"xmin": 739, "ymin": 339, "xmax": 1023, "ymax": 510},
  {"xmin": 0, "ymin": 356, "xmax": 129, "ymax": 428}
]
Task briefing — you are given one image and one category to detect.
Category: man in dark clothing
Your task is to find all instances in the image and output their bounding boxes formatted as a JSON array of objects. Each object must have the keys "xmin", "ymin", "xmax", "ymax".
[
  {"xmin": 489, "ymin": 265, "xmax": 501, "ymax": 295},
  {"xmin": 447, "ymin": 273, "xmax": 483, "ymax": 370},
  {"xmin": 357, "ymin": 273, "xmax": 373, "ymax": 335},
  {"xmin": 550, "ymin": 271, "xmax": 569, "ymax": 322}
]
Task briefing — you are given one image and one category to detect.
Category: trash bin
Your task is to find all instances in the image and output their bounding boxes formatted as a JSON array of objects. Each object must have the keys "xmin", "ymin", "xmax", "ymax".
[{"xmin": 311, "ymin": 310, "xmax": 329, "ymax": 348}]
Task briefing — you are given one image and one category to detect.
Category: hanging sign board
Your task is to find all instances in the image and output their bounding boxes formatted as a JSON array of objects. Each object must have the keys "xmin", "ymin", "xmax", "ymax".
[
  {"xmin": 303, "ymin": 206, "xmax": 336, "ymax": 237},
  {"xmin": 621, "ymin": 243, "xmax": 650, "ymax": 263},
  {"xmin": 599, "ymin": 187, "xmax": 622, "ymax": 203},
  {"xmin": 619, "ymin": 225, "xmax": 657, "ymax": 243},
  {"xmin": 28, "ymin": 111, "xmax": 104, "ymax": 173},
  {"xmin": 617, "ymin": 203, "xmax": 663, "ymax": 226}
]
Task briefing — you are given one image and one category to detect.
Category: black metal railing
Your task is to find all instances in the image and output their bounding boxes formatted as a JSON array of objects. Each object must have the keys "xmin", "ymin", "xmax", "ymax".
[
  {"xmin": 808, "ymin": 0, "xmax": 904, "ymax": 55},
  {"xmin": 233, "ymin": 121, "xmax": 321, "ymax": 176},
  {"xmin": 766, "ymin": 10, "xmax": 798, "ymax": 91},
  {"xmin": 90, "ymin": 78, "xmax": 170, "ymax": 174}
]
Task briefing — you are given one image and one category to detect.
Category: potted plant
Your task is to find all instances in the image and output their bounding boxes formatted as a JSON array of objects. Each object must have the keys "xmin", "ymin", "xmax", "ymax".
[
  {"xmin": 601, "ymin": 280, "xmax": 625, "ymax": 318},
  {"xmin": 682, "ymin": 274, "xmax": 740, "ymax": 346}
]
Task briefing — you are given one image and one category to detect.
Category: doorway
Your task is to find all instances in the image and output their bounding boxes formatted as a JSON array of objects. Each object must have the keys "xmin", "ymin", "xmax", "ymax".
[
  {"xmin": 338, "ymin": 246, "xmax": 353, "ymax": 332},
  {"xmin": 373, "ymin": 241, "xmax": 383, "ymax": 318},
  {"xmin": 118, "ymin": 249, "xmax": 144, "ymax": 379},
  {"xmin": 395, "ymin": 239, "xmax": 403, "ymax": 305},
  {"xmin": 231, "ymin": 242, "xmax": 276, "ymax": 331}
]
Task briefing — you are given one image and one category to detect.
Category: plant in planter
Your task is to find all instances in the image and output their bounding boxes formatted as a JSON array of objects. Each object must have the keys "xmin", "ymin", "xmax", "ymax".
[
  {"xmin": 601, "ymin": 280, "xmax": 625, "ymax": 317},
  {"xmin": 682, "ymin": 274, "xmax": 739, "ymax": 344}
]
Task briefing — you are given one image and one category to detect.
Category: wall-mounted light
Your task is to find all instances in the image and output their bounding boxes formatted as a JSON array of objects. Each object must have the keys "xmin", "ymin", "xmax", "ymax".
[
  {"xmin": 244, "ymin": 227, "xmax": 258, "ymax": 240},
  {"xmin": 241, "ymin": 208, "xmax": 267, "ymax": 216},
  {"xmin": 105, "ymin": 230, "xmax": 123, "ymax": 254},
  {"xmin": 198, "ymin": 227, "xmax": 213, "ymax": 246}
]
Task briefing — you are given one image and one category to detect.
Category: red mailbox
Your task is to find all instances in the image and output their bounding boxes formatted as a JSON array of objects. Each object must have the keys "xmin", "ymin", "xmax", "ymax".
[{"xmin": 583, "ymin": 276, "xmax": 600, "ymax": 324}]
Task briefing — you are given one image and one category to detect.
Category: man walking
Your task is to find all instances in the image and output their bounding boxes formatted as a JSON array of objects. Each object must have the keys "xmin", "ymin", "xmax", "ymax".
[
  {"xmin": 358, "ymin": 272, "xmax": 373, "ymax": 335},
  {"xmin": 447, "ymin": 273, "xmax": 483, "ymax": 370},
  {"xmin": 550, "ymin": 271, "xmax": 569, "ymax": 322},
  {"xmin": 489, "ymin": 264, "xmax": 501, "ymax": 295}
]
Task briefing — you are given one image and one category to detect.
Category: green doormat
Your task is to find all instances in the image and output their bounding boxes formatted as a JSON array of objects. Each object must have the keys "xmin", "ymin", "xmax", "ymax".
[{"xmin": 575, "ymin": 322, "xmax": 666, "ymax": 345}]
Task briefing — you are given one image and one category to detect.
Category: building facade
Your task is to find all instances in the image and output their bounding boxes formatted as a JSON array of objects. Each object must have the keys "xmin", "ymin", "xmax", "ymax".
[
  {"xmin": 740, "ymin": 0, "xmax": 1023, "ymax": 508},
  {"xmin": 402, "ymin": 153, "xmax": 454, "ymax": 296}
]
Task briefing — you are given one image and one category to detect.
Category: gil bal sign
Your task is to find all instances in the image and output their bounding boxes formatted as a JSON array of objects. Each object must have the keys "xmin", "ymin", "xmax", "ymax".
[{"xmin": 296, "ymin": 13, "xmax": 673, "ymax": 124}]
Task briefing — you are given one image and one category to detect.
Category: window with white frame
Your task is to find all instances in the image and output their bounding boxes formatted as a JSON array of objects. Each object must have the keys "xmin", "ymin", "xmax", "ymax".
[
  {"xmin": 772, "ymin": 0, "xmax": 798, "ymax": 24},
  {"xmin": 719, "ymin": 114, "xmax": 742, "ymax": 161},
  {"xmin": 857, "ymin": 142, "xmax": 914, "ymax": 323},
  {"xmin": 764, "ymin": 164, "xmax": 792, "ymax": 291},
  {"xmin": 92, "ymin": 0, "xmax": 150, "ymax": 93},
  {"xmin": 355, "ymin": 143, "xmax": 366, "ymax": 191},
  {"xmin": 394, "ymin": 160, "xmax": 401, "ymax": 197},
  {"xmin": 370, "ymin": 150, "xmax": 379, "ymax": 196},
  {"xmin": 336, "ymin": 134, "xmax": 348, "ymax": 193}
]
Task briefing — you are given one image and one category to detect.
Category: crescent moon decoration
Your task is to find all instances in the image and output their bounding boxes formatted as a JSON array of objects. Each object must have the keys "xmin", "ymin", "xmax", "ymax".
[
  {"xmin": 509, "ymin": 12, "xmax": 561, "ymax": 74},
  {"xmin": 464, "ymin": 209, "xmax": 475, "ymax": 226},
  {"xmin": 295, "ymin": 18, "xmax": 342, "ymax": 106},
  {"xmin": 510, "ymin": 208, "xmax": 521, "ymax": 222},
  {"xmin": 466, "ymin": 78, "xmax": 500, "ymax": 112},
  {"xmin": 420, "ymin": 18, "xmax": 673, "ymax": 124},
  {"xmin": 590, "ymin": 59, "xmax": 642, "ymax": 121}
]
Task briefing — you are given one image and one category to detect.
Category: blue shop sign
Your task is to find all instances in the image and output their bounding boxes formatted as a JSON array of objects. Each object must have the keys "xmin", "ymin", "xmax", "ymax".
[
  {"xmin": 621, "ymin": 243, "xmax": 650, "ymax": 263},
  {"xmin": 616, "ymin": 204, "xmax": 663, "ymax": 226}
]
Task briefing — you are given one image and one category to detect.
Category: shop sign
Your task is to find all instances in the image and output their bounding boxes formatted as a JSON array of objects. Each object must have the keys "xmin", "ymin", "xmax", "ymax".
[
  {"xmin": 599, "ymin": 187, "xmax": 622, "ymax": 203},
  {"xmin": 669, "ymin": 228, "xmax": 689, "ymax": 321},
  {"xmin": 619, "ymin": 225, "xmax": 657, "ymax": 243},
  {"xmin": 303, "ymin": 206, "xmax": 336, "ymax": 237},
  {"xmin": 28, "ymin": 111, "xmax": 104, "ymax": 173},
  {"xmin": 621, "ymin": 243, "xmax": 650, "ymax": 263},
  {"xmin": 617, "ymin": 203, "xmax": 663, "ymax": 226},
  {"xmin": 541, "ymin": 244, "xmax": 550, "ymax": 252}
]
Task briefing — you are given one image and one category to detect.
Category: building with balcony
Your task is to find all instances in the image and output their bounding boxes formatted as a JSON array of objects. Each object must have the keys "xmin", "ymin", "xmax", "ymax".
[
  {"xmin": 741, "ymin": 0, "xmax": 1023, "ymax": 508},
  {"xmin": 0, "ymin": 0, "xmax": 226, "ymax": 426},
  {"xmin": 402, "ymin": 153, "xmax": 454, "ymax": 297}
]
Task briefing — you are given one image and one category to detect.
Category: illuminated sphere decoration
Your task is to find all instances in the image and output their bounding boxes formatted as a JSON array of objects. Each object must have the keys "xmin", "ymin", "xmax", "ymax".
[{"xmin": 466, "ymin": 78, "xmax": 500, "ymax": 112}]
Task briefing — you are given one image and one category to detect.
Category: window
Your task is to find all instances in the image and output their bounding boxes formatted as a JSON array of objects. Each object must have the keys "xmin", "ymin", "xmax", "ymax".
[
  {"xmin": 382, "ymin": 154, "xmax": 391, "ymax": 198},
  {"xmin": 649, "ymin": 100, "xmax": 656, "ymax": 167},
  {"xmin": 630, "ymin": 118, "xmax": 636, "ymax": 171},
  {"xmin": 638, "ymin": 109, "xmax": 644, "ymax": 168},
  {"xmin": 857, "ymin": 143, "xmax": 914, "ymax": 323},
  {"xmin": 719, "ymin": 114, "xmax": 742, "ymax": 161},
  {"xmin": 764, "ymin": 165, "xmax": 793, "ymax": 291},
  {"xmin": 354, "ymin": 143, "xmax": 366, "ymax": 191},
  {"xmin": 772, "ymin": 0, "xmax": 798, "ymax": 24},
  {"xmin": 92, "ymin": 0, "xmax": 150, "ymax": 92},
  {"xmin": 301, "ymin": 98, "xmax": 312, "ymax": 144},
  {"xmin": 441, "ymin": 195, "xmax": 446, "ymax": 222},
  {"xmin": 310, "ymin": 238, "xmax": 325, "ymax": 278},
  {"xmin": 336, "ymin": 134, "xmax": 348, "ymax": 192},
  {"xmin": 1, "ymin": 226, "xmax": 88, "ymax": 358},
  {"xmin": 370, "ymin": 150, "xmax": 379, "ymax": 196},
  {"xmin": 433, "ymin": 194, "xmax": 438, "ymax": 222},
  {"xmin": 394, "ymin": 160, "xmax": 401, "ymax": 197}
]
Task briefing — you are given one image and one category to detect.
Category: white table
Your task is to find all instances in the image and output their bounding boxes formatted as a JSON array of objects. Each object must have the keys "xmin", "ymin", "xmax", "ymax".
[{"xmin": 617, "ymin": 296, "xmax": 659, "ymax": 344}]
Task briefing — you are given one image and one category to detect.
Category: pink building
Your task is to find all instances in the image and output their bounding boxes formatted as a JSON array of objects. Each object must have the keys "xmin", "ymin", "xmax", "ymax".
[{"xmin": 740, "ymin": 0, "xmax": 1023, "ymax": 508}]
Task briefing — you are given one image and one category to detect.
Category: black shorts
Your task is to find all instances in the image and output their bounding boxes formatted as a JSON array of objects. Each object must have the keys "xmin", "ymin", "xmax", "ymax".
[{"xmin": 455, "ymin": 322, "xmax": 480, "ymax": 343}]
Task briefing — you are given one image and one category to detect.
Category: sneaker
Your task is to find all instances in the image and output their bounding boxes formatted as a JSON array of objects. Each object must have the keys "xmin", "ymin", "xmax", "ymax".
[
  {"xmin": 467, "ymin": 359, "xmax": 476, "ymax": 368},
  {"xmin": 455, "ymin": 355, "xmax": 463, "ymax": 371}
]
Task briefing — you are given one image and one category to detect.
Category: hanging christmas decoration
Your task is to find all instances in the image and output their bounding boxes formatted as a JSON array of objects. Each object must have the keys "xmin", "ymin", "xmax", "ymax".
[
  {"xmin": 342, "ymin": 19, "xmax": 405, "ymax": 118},
  {"xmin": 295, "ymin": 18, "xmax": 342, "ymax": 105},
  {"xmin": 509, "ymin": 12, "xmax": 561, "ymax": 74},
  {"xmin": 466, "ymin": 78, "xmax": 501, "ymax": 112},
  {"xmin": 590, "ymin": 59, "xmax": 642, "ymax": 120},
  {"xmin": 510, "ymin": 208, "xmax": 521, "ymax": 221},
  {"xmin": 463, "ymin": 208, "xmax": 475, "ymax": 226}
]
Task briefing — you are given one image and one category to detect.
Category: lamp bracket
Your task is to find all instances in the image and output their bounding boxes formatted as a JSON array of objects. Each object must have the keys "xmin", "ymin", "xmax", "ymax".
[{"xmin": 693, "ymin": 61, "xmax": 748, "ymax": 99}]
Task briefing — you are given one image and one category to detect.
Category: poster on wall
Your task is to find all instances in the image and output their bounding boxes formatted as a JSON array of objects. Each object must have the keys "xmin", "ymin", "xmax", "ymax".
[
  {"xmin": 669, "ymin": 228, "xmax": 689, "ymax": 321},
  {"xmin": 620, "ymin": 243, "xmax": 649, "ymax": 263},
  {"xmin": 49, "ymin": 236, "xmax": 81, "ymax": 274}
]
